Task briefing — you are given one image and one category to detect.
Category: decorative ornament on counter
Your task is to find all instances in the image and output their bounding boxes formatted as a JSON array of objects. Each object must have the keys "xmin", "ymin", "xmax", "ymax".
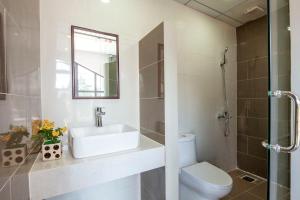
[
  {"xmin": 33, "ymin": 120, "xmax": 67, "ymax": 161},
  {"xmin": 1, "ymin": 125, "xmax": 29, "ymax": 167}
]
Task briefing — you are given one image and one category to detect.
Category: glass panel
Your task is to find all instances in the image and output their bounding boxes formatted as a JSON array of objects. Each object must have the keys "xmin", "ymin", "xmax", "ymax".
[{"xmin": 268, "ymin": 0, "xmax": 291, "ymax": 199}]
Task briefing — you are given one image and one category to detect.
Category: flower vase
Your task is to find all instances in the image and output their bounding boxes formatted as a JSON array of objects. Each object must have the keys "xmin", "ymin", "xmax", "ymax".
[
  {"xmin": 42, "ymin": 142, "xmax": 62, "ymax": 161},
  {"xmin": 2, "ymin": 144, "xmax": 27, "ymax": 167}
]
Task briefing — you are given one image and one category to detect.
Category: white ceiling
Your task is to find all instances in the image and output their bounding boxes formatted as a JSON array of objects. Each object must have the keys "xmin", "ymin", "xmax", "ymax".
[{"xmin": 174, "ymin": 0, "xmax": 267, "ymax": 27}]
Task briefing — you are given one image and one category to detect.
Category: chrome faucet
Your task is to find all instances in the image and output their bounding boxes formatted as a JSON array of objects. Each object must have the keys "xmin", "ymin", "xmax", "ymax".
[
  {"xmin": 95, "ymin": 107, "xmax": 105, "ymax": 127},
  {"xmin": 217, "ymin": 111, "xmax": 232, "ymax": 137}
]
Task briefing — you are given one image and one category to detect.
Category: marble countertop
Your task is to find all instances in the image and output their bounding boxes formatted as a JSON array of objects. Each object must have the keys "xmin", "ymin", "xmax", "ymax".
[{"xmin": 29, "ymin": 135, "xmax": 165, "ymax": 200}]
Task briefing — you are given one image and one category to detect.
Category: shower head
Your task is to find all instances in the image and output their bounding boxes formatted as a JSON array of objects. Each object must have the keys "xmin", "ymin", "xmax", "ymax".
[
  {"xmin": 220, "ymin": 47, "xmax": 229, "ymax": 67},
  {"xmin": 224, "ymin": 47, "xmax": 228, "ymax": 53}
]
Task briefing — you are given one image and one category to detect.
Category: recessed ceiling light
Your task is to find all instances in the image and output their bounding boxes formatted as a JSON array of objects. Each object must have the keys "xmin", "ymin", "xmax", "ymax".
[{"xmin": 101, "ymin": 0, "xmax": 110, "ymax": 3}]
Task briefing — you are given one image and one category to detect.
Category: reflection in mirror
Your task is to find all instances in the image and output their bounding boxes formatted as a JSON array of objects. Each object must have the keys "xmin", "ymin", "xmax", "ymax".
[
  {"xmin": 0, "ymin": 12, "xmax": 6, "ymax": 100},
  {"xmin": 71, "ymin": 26, "xmax": 119, "ymax": 99}
]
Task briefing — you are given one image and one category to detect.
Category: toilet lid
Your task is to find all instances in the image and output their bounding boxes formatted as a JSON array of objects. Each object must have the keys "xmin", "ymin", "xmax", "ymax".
[{"xmin": 182, "ymin": 162, "xmax": 232, "ymax": 189}]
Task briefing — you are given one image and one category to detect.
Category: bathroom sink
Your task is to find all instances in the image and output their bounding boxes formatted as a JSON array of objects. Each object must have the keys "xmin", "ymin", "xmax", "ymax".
[{"xmin": 69, "ymin": 124, "xmax": 140, "ymax": 158}]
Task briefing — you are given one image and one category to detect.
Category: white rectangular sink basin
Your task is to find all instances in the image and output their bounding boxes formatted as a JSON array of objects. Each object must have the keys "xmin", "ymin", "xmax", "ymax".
[{"xmin": 69, "ymin": 124, "xmax": 140, "ymax": 158}]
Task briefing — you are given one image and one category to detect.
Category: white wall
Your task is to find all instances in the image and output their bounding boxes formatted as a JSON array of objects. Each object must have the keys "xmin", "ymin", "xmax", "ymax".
[
  {"xmin": 40, "ymin": 0, "xmax": 236, "ymax": 199},
  {"xmin": 176, "ymin": 8, "xmax": 237, "ymax": 171},
  {"xmin": 48, "ymin": 175, "xmax": 140, "ymax": 200}
]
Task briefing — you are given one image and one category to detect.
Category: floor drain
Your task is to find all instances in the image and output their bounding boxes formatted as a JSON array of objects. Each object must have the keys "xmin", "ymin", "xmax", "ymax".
[{"xmin": 241, "ymin": 175, "xmax": 257, "ymax": 183}]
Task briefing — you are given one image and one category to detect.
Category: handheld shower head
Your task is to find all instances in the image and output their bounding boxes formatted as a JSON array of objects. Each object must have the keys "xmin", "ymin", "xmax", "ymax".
[
  {"xmin": 220, "ymin": 47, "xmax": 229, "ymax": 67},
  {"xmin": 224, "ymin": 47, "xmax": 228, "ymax": 53}
]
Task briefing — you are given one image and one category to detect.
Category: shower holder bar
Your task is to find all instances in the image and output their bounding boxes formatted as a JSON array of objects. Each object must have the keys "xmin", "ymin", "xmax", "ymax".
[
  {"xmin": 262, "ymin": 90, "xmax": 300, "ymax": 153},
  {"xmin": 217, "ymin": 112, "xmax": 232, "ymax": 119}
]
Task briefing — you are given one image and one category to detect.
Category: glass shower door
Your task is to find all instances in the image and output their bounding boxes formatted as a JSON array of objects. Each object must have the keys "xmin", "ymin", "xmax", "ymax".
[{"xmin": 265, "ymin": 0, "xmax": 300, "ymax": 199}]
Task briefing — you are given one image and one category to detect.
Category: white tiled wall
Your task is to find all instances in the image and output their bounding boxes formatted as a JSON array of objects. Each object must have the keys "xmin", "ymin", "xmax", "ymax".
[
  {"xmin": 0, "ymin": 0, "xmax": 41, "ymax": 199},
  {"xmin": 176, "ymin": 5, "xmax": 237, "ymax": 171},
  {"xmin": 40, "ymin": 1, "xmax": 178, "ymax": 200}
]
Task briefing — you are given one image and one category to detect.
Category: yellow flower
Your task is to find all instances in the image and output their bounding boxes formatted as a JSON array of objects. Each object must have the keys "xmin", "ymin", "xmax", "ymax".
[
  {"xmin": 41, "ymin": 120, "xmax": 54, "ymax": 130},
  {"xmin": 0, "ymin": 134, "xmax": 11, "ymax": 142},
  {"xmin": 11, "ymin": 126, "xmax": 27, "ymax": 133},
  {"xmin": 52, "ymin": 130, "xmax": 60, "ymax": 137},
  {"xmin": 61, "ymin": 127, "xmax": 68, "ymax": 133}
]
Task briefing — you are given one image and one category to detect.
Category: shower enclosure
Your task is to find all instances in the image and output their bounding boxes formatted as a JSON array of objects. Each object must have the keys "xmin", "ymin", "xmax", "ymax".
[
  {"xmin": 266, "ymin": 0, "xmax": 296, "ymax": 199},
  {"xmin": 238, "ymin": 0, "xmax": 294, "ymax": 199}
]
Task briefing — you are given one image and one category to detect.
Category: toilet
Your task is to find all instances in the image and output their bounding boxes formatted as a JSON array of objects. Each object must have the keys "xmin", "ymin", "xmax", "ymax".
[{"xmin": 178, "ymin": 133, "xmax": 233, "ymax": 200}]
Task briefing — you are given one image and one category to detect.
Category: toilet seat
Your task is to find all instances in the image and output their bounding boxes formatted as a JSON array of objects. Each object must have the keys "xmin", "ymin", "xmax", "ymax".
[{"xmin": 181, "ymin": 162, "xmax": 232, "ymax": 190}]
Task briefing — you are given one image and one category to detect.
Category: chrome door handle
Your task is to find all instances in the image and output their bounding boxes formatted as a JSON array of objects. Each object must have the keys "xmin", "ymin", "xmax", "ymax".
[{"xmin": 262, "ymin": 90, "xmax": 300, "ymax": 153}]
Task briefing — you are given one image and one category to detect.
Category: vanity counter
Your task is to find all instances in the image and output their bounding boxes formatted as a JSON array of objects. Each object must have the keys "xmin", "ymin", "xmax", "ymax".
[{"xmin": 29, "ymin": 135, "xmax": 165, "ymax": 200}]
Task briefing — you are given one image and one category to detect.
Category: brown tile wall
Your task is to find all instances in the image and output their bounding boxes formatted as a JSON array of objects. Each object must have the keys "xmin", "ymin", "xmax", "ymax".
[
  {"xmin": 237, "ymin": 5, "xmax": 291, "ymax": 187},
  {"xmin": 139, "ymin": 23, "xmax": 165, "ymax": 145},
  {"xmin": 236, "ymin": 16, "xmax": 268, "ymax": 178},
  {"xmin": 0, "ymin": 0, "xmax": 41, "ymax": 199},
  {"xmin": 139, "ymin": 23, "xmax": 165, "ymax": 200}
]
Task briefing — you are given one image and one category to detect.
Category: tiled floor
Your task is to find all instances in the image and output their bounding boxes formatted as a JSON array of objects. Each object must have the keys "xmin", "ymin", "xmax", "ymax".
[{"xmin": 222, "ymin": 169, "xmax": 290, "ymax": 200}]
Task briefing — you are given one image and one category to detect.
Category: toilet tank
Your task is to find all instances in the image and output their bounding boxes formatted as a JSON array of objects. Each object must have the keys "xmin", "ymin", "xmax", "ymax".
[{"xmin": 178, "ymin": 133, "xmax": 197, "ymax": 168}]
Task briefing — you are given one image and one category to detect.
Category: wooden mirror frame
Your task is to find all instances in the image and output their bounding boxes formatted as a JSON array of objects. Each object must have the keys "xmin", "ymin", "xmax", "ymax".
[{"xmin": 71, "ymin": 25, "xmax": 120, "ymax": 99}]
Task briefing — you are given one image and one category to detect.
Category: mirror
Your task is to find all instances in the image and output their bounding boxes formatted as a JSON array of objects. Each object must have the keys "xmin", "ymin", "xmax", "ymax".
[
  {"xmin": 0, "ymin": 12, "xmax": 6, "ymax": 100},
  {"xmin": 71, "ymin": 26, "xmax": 119, "ymax": 99}
]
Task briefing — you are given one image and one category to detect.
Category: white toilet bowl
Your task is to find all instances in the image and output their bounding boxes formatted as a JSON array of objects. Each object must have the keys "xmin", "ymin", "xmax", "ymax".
[
  {"xmin": 180, "ymin": 162, "xmax": 232, "ymax": 200},
  {"xmin": 178, "ymin": 133, "xmax": 233, "ymax": 200}
]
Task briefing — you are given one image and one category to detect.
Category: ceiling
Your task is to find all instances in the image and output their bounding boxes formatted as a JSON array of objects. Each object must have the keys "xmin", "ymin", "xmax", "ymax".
[{"xmin": 174, "ymin": 0, "xmax": 267, "ymax": 27}]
